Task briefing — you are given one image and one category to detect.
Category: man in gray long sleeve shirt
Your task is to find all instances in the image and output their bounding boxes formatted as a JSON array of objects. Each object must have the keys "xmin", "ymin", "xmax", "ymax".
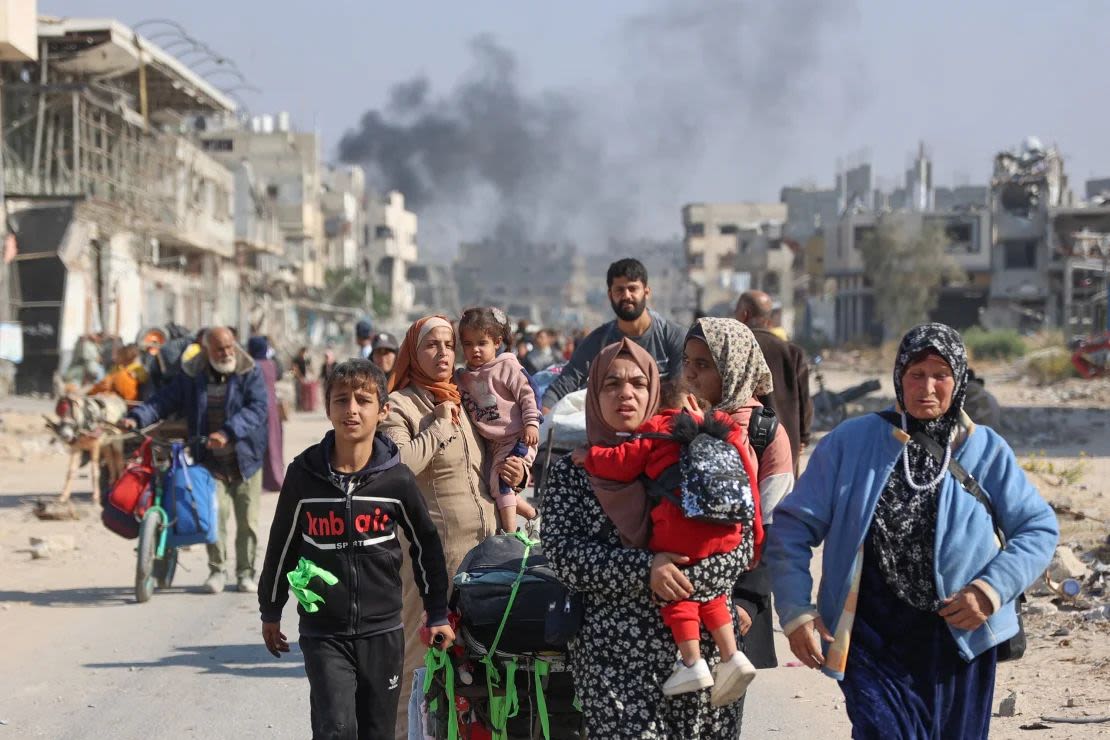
[{"xmin": 541, "ymin": 258, "xmax": 687, "ymax": 412}]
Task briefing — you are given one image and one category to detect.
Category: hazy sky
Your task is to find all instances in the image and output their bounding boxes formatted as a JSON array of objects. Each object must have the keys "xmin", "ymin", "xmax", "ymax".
[{"xmin": 42, "ymin": 0, "xmax": 1110, "ymax": 253}]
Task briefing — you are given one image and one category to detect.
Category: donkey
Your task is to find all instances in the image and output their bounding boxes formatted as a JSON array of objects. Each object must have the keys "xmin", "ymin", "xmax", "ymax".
[{"xmin": 44, "ymin": 393, "xmax": 130, "ymax": 507}]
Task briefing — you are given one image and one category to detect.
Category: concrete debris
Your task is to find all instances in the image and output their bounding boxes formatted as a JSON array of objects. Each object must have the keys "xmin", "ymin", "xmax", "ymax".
[
  {"xmin": 1048, "ymin": 546, "xmax": 1089, "ymax": 582},
  {"xmin": 1082, "ymin": 605, "xmax": 1110, "ymax": 621},
  {"xmin": 1024, "ymin": 601, "xmax": 1059, "ymax": 617},
  {"xmin": 999, "ymin": 690, "xmax": 1021, "ymax": 717},
  {"xmin": 29, "ymin": 535, "xmax": 76, "ymax": 559}
]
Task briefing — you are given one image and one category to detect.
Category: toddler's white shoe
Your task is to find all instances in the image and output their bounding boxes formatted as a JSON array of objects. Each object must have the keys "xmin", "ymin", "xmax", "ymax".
[
  {"xmin": 661, "ymin": 658, "xmax": 714, "ymax": 696},
  {"xmin": 710, "ymin": 651, "xmax": 757, "ymax": 707}
]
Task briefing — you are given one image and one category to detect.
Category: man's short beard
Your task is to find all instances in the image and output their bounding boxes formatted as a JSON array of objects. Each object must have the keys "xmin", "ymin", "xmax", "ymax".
[
  {"xmin": 210, "ymin": 355, "xmax": 237, "ymax": 375},
  {"xmin": 611, "ymin": 297, "xmax": 647, "ymax": 322}
]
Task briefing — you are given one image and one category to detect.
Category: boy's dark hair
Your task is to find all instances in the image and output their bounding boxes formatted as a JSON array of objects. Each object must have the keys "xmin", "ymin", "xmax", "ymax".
[
  {"xmin": 606, "ymin": 258, "xmax": 649, "ymax": 288},
  {"xmin": 324, "ymin": 359, "xmax": 389, "ymax": 407},
  {"xmin": 458, "ymin": 306, "xmax": 511, "ymax": 346}
]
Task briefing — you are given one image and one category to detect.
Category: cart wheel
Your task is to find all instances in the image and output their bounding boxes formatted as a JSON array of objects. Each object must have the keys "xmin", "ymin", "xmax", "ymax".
[
  {"xmin": 135, "ymin": 510, "xmax": 162, "ymax": 603},
  {"xmin": 154, "ymin": 546, "xmax": 178, "ymax": 589}
]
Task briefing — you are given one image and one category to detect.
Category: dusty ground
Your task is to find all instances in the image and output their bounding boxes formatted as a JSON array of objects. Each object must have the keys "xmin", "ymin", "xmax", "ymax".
[{"xmin": 1, "ymin": 360, "xmax": 1108, "ymax": 737}]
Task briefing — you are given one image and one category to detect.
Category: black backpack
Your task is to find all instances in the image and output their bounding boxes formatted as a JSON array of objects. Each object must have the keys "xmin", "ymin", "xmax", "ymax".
[
  {"xmin": 749, "ymin": 396, "xmax": 780, "ymax": 460},
  {"xmin": 451, "ymin": 532, "xmax": 582, "ymax": 655}
]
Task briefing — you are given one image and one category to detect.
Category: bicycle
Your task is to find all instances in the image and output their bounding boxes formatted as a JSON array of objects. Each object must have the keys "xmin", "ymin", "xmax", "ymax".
[{"xmin": 131, "ymin": 432, "xmax": 210, "ymax": 603}]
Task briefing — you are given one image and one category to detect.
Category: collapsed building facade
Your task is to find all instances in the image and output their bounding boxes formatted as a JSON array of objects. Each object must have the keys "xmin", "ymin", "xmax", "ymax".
[
  {"xmin": 0, "ymin": 16, "xmax": 422, "ymax": 393},
  {"xmin": 987, "ymin": 138, "xmax": 1110, "ymax": 335},
  {"xmin": 778, "ymin": 138, "xmax": 1110, "ymax": 344}
]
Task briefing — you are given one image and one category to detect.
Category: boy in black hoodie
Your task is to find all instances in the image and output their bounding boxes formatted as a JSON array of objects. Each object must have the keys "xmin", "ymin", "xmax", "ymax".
[{"xmin": 259, "ymin": 359, "xmax": 452, "ymax": 739}]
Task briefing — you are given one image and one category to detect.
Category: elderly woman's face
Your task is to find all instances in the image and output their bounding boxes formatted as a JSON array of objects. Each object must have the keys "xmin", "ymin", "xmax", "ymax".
[
  {"xmin": 902, "ymin": 353, "xmax": 955, "ymax": 420},
  {"xmin": 599, "ymin": 356, "xmax": 651, "ymax": 432},
  {"xmin": 416, "ymin": 326, "xmax": 456, "ymax": 382},
  {"xmin": 682, "ymin": 338, "xmax": 723, "ymax": 406}
]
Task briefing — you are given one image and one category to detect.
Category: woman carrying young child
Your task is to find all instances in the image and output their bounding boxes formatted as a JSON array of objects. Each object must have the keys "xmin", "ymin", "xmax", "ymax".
[
  {"xmin": 543, "ymin": 339, "xmax": 751, "ymax": 738},
  {"xmin": 454, "ymin": 307, "xmax": 540, "ymax": 532},
  {"xmin": 571, "ymin": 379, "xmax": 760, "ymax": 706}
]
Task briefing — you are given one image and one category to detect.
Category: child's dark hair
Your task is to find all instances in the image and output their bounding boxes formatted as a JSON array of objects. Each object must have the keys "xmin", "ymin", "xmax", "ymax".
[
  {"xmin": 458, "ymin": 306, "xmax": 511, "ymax": 346},
  {"xmin": 606, "ymin": 258, "xmax": 649, "ymax": 288},
  {"xmin": 324, "ymin": 359, "xmax": 389, "ymax": 407},
  {"xmin": 659, "ymin": 380, "xmax": 709, "ymax": 412}
]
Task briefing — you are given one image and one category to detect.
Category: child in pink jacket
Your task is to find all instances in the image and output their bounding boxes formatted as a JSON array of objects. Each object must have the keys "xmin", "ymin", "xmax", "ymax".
[{"xmin": 455, "ymin": 307, "xmax": 540, "ymax": 532}]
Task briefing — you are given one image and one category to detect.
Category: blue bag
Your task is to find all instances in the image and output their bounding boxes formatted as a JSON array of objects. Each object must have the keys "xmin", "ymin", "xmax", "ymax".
[{"xmin": 164, "ymin": 456, "xmax": 218, "ymax": 547}]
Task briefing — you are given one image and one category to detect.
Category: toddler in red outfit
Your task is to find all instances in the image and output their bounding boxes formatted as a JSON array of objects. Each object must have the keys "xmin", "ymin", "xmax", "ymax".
[
  {"xmin": 572, "ymin": 383, "xmax": 760, "ymax": 707},
  {"xmin": 455, "ymin": 307, "xmax": 539, "ymax": 533}
]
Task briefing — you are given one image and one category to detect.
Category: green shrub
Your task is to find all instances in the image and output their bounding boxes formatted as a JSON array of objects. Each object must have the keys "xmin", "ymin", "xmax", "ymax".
[
  {"xmin": 963, "ymin": 327, "xmax": 1027, "ymax": 361},
  {"xmin": 1026, "ymin": 348, "xmax": 1078, "ymax": 385}
]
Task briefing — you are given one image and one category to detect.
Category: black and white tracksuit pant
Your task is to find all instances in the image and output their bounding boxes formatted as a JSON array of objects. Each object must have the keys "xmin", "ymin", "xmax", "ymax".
[{"xmin": 299, "ymin": 627, "xmax": 405, "ymax": 740}]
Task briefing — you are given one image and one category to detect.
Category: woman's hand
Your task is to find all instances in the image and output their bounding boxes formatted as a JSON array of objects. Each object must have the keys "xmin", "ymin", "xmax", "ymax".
[
  {"xmin": 650, "ymin": 552, "xmax": 693, "ymax": 602},
  {"xmin": 786, "ymin": 617, "xmax": 833, "ymax": 669},
  {"xmin": 734, "ymin": 605, "xmax": 753, "ymax": 636},
  {"xmin": 938, "ymin": 585, "xmax": 994, "ymax": 631},
  {"xmin": 434, "ymin": 401, "xmax": 459, "ymax": 425},
  {"xmin": 496, "ymin": 456, "xmax": 527, "ymax": 488}
]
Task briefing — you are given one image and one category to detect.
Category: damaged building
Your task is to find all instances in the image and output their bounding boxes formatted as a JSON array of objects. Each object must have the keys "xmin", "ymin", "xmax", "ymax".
[
  {"xmin": 2, "ymin": 17, "xmax": 241, "ymax": 392},
  {"xmin": 984, "ymin": 138, "xmax": 1110, "ymax": 336},
  {"xmin": 681, "ymin": 202, "xmax": 797, "ymax": 326},
  {"xmin": 1, "ymin": 17, "xmax": 394, "ymax": 393}
]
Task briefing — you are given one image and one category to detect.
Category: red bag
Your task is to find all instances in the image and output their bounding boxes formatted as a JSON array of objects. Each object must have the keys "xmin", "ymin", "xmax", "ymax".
[{"xmin": 102, "ymin": 439, "xmax": 154, "ymax": 539}]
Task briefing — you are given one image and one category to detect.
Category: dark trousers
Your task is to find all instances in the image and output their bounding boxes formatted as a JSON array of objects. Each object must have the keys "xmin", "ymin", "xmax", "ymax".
[{"xmin": 300, "ymin": 629, "xmax": 405, "ymax": 740}]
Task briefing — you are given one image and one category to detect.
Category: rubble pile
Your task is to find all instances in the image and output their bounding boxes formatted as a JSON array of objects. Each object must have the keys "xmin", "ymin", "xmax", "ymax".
[{"xmin": 1025, "ymin": 545, "xmax": 1110, "ymax": 624}]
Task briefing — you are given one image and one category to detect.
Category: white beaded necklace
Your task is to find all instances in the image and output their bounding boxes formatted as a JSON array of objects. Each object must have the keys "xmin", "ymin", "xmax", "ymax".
[{"xmin": 900, "ymin": 410, "xmax": 954, "ymax": 491}]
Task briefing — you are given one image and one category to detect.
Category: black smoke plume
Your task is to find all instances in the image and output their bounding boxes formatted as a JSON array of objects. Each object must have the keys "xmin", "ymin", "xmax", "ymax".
[{"xmin": 337, "ymin": 0, "xmax": 860, "ymax": 257}]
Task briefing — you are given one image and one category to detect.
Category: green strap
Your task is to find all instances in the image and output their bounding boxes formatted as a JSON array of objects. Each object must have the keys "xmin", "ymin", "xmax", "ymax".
[
  {"xmin": 487, "ymin": 657, "xmax": 521, "ymax": 740},
  {"xmin": 480, "ymin": 530, "xmax": 536, "ymax": 672},
  {"xmin": 480, "ymin": 531, "xmax": 536, "ymax": 740},
  {"xmin": 286, "ymin": 557, "xmax": 339, "ymax": 612},
  {"xmin": 423, "ymin": 648, "xmax": 459, "ymax": 740},
  {"xmin": 534, "ymin": 659, "xmax": 551, "ymax": 740}
]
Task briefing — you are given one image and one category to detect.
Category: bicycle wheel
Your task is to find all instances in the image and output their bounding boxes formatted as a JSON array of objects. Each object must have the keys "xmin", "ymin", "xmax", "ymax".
[
  {"xmin": 154, "ymin": 546, "xmax": 178, "ymax": 589},
  {"xmin": 135, "ymin": 510, "xmax": 162, "ymax": 603}
]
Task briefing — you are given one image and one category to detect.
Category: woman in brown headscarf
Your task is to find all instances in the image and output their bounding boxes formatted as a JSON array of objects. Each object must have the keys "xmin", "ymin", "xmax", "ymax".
[
  {"xmin": 543, "ymin": 338, "xmax": 748, "ymax": 739},
  {"xmin": 380, "ymin": 315, "xmax": 528, "ymax": 739}
]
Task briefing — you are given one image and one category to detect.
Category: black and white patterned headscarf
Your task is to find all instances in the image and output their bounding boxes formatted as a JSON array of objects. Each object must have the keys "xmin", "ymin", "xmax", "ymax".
[{"xmin": 870, "ymin": 323, "xmax": 969, "ymax": 611}]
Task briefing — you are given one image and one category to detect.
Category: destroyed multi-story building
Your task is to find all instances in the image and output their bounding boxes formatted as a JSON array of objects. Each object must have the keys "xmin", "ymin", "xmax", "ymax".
[
  {"xmin": 0, "ymin": 16, "xmax": 385, "ymax": 392},
  {"xmin": 980, "ymin": 136, "xmax": 1110, "ymax": 335},
  {"xmin": 818, "ymin": 145, "xmax": 993, "ymax": 343},
  {"xmin": 681, "ymin": 202, "xmax": 795, "ymax": 323},
  {"xmin": 366, "ymin": 191, "xmax": 418, "ymax": 322},
  {"xmin": 321, "ymin": 164, "xmax": 367, "ymax": 273},
  {"xmin": 1, "ymin": 18, "xmax": 241, "ymax": 392}
]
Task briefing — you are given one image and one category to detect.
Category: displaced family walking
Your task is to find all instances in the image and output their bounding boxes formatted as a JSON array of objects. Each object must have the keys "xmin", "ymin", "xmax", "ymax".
[{"xmin": 250, "ymin": 258, "xmax": 1056, "ymax": 740}]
